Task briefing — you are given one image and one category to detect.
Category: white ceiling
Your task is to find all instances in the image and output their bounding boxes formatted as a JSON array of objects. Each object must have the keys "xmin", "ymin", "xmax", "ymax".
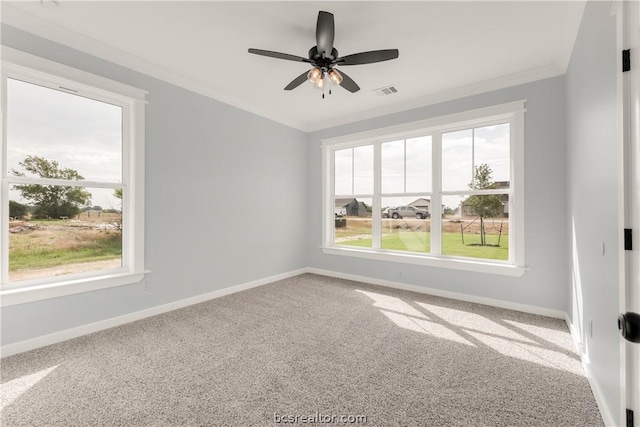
[{"xmin": 1, "ymin": 1, "xmax": 586, "ymax": 132}]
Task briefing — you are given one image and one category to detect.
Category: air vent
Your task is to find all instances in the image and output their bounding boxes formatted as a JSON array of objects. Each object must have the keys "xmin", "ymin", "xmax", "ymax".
[{"xmin": 373, "ymin": 85, "xmax": 398, "ymax": 96}]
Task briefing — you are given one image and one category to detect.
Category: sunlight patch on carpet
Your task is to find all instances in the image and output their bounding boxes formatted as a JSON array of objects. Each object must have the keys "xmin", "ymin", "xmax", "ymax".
[
  {"xmin": 465, "ymin": 331, "xmax": 584, "ymax": 375},
  {"xmin": 379, "ymin": 309, "xmax": 475, "ymax": 347},
  {"xmin": 1, "ymin": 365, "xmax": 59, "ymax": 411},
  {"xmin": 356, "ymin": 290, "xmax": 429, "ymax": 319}
]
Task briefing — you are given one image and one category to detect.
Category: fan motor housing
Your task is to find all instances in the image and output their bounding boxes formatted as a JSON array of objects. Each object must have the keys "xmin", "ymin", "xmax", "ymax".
[{"xmin": 309, "ymin": 46, "xmax": 338, "ymax": 65}]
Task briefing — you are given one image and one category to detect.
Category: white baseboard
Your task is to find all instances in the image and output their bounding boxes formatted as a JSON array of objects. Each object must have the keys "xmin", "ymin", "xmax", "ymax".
[
  {"xmin": 1, "ymin": 268, "xmax": 307, "ymax": 358},
  {"xmin": 305, "ymin": 267, "xmax": 566, "ymax": 319},
  {"xmin": 564, "ymin": 313, "xmax": 617, "ymax": 427}
]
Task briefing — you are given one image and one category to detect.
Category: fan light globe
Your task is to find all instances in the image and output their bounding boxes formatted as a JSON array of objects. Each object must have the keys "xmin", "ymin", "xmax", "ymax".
[
  {"xmin": 307, "ymin": 67, "xmax": 322, "ymax": 84},
  {"xmin": 313, "ymin": 76, "xmax": 325, "ymax": 90},
  {"xmin": 328, "ymin": 69, "xmax": 343, "ymax": 85}
]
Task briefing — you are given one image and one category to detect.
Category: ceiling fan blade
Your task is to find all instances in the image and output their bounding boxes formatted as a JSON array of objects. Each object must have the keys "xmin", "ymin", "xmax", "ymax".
[
  {"xmin": 337, "ymin": 70, "xmax": 360, "ymax": 93},
  {"xmin": 248, "ymin": 48, "xmax": 310, "ymax": 63},
  {"xmin": 316, "ymin": 11, "xmax": 335, "ymax": 56},
  {"xmin": 284, "ymin": 71, "xmax": 309, "ymax": 90},
  {"xmin": 336, "ymin": 49, "xmax": 399, "ymax": 66}
]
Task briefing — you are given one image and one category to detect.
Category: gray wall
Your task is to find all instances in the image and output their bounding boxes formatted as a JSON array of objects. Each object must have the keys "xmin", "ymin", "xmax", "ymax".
[
  {"xmin": 1, "ymin": 25, "xmax": 308, "ymax": 345},
  {"xmin": 307, "ymin": 76, "xmax": 568, "ymax": 312},
  {"xmin": 565, "ymin": 1, "xmax": 620, "ymax": 423}
]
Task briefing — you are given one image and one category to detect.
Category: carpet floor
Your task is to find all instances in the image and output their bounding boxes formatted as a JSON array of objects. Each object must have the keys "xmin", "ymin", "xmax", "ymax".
[{"xmin": 1, "ymin": 273, "xmax": 603, "ymax": 426}]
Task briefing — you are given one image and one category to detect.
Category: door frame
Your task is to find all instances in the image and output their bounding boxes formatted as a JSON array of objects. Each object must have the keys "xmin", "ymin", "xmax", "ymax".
[{"xmin": 616, "ymin": 0, "xmax": 640, "ymax": 423}]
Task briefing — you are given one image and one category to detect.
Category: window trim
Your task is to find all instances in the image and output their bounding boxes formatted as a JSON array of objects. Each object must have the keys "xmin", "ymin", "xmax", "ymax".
[
  {"xmin": 321, "ymin": 101, "xmax": 526, "ymax": 276},
  {"xmin": 0, "ymin": 47, "xmax": 148, "ymax": 306}
]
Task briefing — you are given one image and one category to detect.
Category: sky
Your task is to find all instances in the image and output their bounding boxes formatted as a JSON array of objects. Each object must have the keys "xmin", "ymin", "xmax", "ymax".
[
  {"xmin": 335, "ymin": 123, "xmax": 510, "ymax": 210},
  {"xmin": 6, "ymin": 78, "xmax": 123, "ymax": 211}
]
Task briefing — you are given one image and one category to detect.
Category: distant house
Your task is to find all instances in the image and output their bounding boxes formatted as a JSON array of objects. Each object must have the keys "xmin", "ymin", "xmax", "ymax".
[
  {"xmin": 335, "ymin": 198, "xmax": 359, "ymax": 216},
  {"xmin": 460, "ymin": 181, "xmax": 510, "ymax": 218},
  {"xmin": 335, "ymin": 198, "xmax": 370, "ymax": 217},
  {"xmin": 355, "ymin": 201, "xmax": 370, "ymax": 217}
]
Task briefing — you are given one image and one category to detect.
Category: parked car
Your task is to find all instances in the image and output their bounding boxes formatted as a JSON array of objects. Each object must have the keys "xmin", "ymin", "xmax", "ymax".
[
  {"xmin": 383, "ymin": 206, "xmax": 430, "ymax": 219},
  {"xmin": 335, "ymin": 207, "xmax": 347, "ymax": 217}
]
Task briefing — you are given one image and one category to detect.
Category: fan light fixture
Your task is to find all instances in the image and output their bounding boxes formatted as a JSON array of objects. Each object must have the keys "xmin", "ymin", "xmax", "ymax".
[
  {"xmin": 313, "ymin": 75, "xmax": 325, "ymax": 90},
  {"xmin": 328, "ymin": 69, "xmax": 343, "ymax": 85},
  {"xmin": 307, "ymin": 67, "xmax": 322, "ymax": 83},
  {"xmin": 307, "ymin": 67, "xmax": 342, "ymax": 92}
]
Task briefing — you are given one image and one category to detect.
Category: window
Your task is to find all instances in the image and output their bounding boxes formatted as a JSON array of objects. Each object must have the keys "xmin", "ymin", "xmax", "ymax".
[
  {"xmin": 322, "ymin": 101, "xmax": 525, "ymax": 276},
  {"xmin": 1, "ymin": 48, "xmax": 147, "ymax": 305}
]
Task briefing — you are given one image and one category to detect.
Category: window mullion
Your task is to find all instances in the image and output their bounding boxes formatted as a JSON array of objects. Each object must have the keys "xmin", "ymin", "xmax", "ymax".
[
  {"xmin": 471, "ymin": 128, "xmax": 475, "ymax": 186},
  {"xmin": 431, "ymin": 132, "xmax": 443, "ymax": 255},
  {"xmin": 403, "ymin": 139, "xmax": 407, "ymax": 193},
  {"xmin": 1, "ymin": 73, "xmax": 8, "ymax": 284},
  {"xmin": 351, "ymin": 147, "xmax": 355, "ymax": 195},
  {"xmin": 1, "ymin": 180, "xmax": 9, "ymax": 284},
  {"xmin": 372, "ymin": 142, "xmax": 382, "ymax": 249},
  {"xmin": 7, "ymin": 176, "xmax": 123, "ymax": 189}
]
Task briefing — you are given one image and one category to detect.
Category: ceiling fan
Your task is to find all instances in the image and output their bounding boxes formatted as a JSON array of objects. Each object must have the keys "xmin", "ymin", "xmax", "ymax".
[{"xmin": 248, "ymin": 11, "xmax": 399, "ymax": 97}]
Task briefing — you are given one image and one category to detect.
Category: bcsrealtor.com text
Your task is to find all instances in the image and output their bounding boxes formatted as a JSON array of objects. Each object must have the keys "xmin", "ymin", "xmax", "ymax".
[{"xmin": 274, "ymin": 412, "xmax": 367, "ymax": 424}]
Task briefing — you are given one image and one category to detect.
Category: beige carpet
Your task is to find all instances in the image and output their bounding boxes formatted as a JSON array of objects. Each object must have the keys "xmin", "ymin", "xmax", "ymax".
[{"xmin": 1, "ymin": 273, "xmax": 603, "ymax": 426}]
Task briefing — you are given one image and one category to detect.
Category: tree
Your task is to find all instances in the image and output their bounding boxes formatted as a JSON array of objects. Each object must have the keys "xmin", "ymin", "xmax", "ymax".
[
  {"xmin": 11, "ymin": 156, "xmax": 92, "ymax": 219},
  {"xmin": 9, "ymin": 200, "xmax": 28, "ymax": 219},
  {"xmin": 463, "ymin": 164, "xmax": 503, "ymax": 246}
]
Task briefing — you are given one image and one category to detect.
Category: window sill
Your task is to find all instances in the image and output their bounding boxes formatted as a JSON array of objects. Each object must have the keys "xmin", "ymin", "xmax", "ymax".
[
  {"xmin": 321, "ymin": 246, "xmax": 526, "ymax": 277},
  {"xmin": 0, "ymin": 271, "xmax": 148, "ymax": 307}
]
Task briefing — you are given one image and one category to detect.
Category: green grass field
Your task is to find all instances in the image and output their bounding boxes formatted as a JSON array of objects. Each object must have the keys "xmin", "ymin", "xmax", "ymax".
[
  {"xmin": 9, "ymin": 232, "xmax": 122, "ymax": 271},
  {"xmin": 339, "ymin": 231, "xmax": 508, "ymax": 260},
  {"xmin": 9, "ymin": 213, "xmax": 123, "ymax": 277}
]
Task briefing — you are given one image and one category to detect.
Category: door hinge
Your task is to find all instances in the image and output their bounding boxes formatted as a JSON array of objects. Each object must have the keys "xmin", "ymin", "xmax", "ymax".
[
  {"xmin": 623, "ymin": 49, "xmax": 631, "ymax": 72},
  {"xmin": 625, "ymin": 229, "xmax": 633, "ymax": 250},
  {"xmin": 627, "ymin": 409, "xmax": 634, "ymax": 427}
]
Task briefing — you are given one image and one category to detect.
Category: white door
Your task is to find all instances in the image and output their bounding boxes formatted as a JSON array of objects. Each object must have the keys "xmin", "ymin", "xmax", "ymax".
[{"xmin": 619, "ymin": 0, "xmax": 640, "ymax": 421}]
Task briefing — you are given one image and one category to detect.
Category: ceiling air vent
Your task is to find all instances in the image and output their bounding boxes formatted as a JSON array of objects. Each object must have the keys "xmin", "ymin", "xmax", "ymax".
[{"xmin": 374, "ymin": 85, "xmax": 398, "ymax": 96}]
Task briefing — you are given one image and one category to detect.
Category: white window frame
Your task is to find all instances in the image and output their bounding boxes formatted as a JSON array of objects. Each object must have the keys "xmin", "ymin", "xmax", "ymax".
[
  {"xmin": 0, "ymin": 48, "xmax": 148, "ymax": 306},
  {"xmin": 322, "ymin": 101, "xmax": 526, "ymax": 276}
]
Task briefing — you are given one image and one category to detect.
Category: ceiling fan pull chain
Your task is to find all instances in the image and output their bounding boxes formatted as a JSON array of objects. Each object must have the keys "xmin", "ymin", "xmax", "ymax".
[{"xmin": 322, "ymin": 73, "xmax": 326, "ymax": 99}]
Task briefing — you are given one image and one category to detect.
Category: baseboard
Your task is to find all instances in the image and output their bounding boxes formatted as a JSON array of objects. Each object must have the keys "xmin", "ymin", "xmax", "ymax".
[
  {"xmin": 564, "ymin": 313, "xmax": 617, "ymax": 427},
  {"xmin": 305, "ymin": 267, "xmax": 566, "ymax": 319},
  {"xmin": 0, "ymin": 268, "xmax": 307, "ymax": 358}
]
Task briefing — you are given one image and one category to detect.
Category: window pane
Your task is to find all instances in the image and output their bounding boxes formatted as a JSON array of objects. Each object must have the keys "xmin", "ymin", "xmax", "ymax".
[
  {"xmin": 474, "ymin": 124, "xmax": 510, "ymax": 187},
  {"xmin": 334, "ymin": 197, "xmax": 372, "ymax": 248},
  {"xmin": 382, "ymin": 140, "xmax": 404, "ymax": 194},
  {"xmin": 442, "ymin": 129, "xmax": 472, "ymax": 191},
  {"xmin": 334, "ymin": 148, "xmax": 353, "ymax": 195},
  {"xmin": 405, "ymin": 136, "xmax": 432, "ymax": 193},
  {"xmin": 9, "ymin": 186, "xmax": 123, "ymax": 282},
  {"xmin": 7, "ymin": 78, "xmax": 123, "ymax": 183},
  {"xmin": 353, "ymin": 145, "xmax": 373, "ymax": 194},
  {"xmin": 381, "ymin": 197, "xmax": 430, "ymax": 253},
  {"xmin": 441, "ymin": 193, "xmax": 509, "ymax": 260}
]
